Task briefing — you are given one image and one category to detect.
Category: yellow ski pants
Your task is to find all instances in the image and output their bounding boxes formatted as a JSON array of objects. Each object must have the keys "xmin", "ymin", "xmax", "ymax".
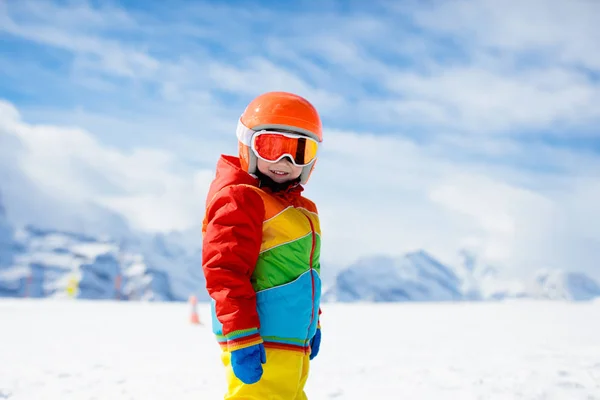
[{"xmin": 221, "ymin": 347, "xmax": 310, "ymax": 399}]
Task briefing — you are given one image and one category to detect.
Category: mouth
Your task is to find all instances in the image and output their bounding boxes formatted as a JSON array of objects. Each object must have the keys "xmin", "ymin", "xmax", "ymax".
[{"xmin": 269, "ymin": 169, "xmax": 289, "ymax": 176}]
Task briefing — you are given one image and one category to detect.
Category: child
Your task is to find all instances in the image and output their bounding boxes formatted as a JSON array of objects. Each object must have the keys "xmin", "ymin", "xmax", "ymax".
[{"xmin": 202, "ymin": 91, "xmax": 323, "ymax": 399}]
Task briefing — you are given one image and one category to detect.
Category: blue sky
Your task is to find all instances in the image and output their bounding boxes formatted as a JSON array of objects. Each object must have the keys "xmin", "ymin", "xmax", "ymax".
[{"xmin": 1, "ymin": 0, "xmax": 600, "ymax": 279}]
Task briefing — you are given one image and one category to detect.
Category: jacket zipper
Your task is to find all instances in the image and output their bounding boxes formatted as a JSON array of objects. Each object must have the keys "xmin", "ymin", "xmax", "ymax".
[{"xmin": 304, "ymin": 213, "xmax": 316, "ymax": 353}]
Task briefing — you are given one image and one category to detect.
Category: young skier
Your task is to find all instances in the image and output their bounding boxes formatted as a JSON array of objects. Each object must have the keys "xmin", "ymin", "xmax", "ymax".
[{"xmin": 202, "ymin": 91, "xmax": 323, "ymax": 399}]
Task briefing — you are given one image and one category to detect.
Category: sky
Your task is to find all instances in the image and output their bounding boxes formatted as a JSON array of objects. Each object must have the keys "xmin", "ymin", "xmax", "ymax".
[{"xmin": 1, "ymin": 0, "xmax": 599, "ymax": 279}]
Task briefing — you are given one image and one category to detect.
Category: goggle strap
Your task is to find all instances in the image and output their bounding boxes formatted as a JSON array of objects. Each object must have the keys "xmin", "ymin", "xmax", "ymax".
[{"xmin": 236, "ymin": 120, "xmax": 254, "ymax": 146}]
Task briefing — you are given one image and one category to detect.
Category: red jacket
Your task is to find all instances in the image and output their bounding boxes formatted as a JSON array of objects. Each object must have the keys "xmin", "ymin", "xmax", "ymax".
[{"xmin": 202, "ymin": 155, "xmax": 322, "ymax": 353}]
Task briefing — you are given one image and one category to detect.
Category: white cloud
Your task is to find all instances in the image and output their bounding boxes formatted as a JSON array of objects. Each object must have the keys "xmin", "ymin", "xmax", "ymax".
[
  {"xmin": 3, "ymin": 0, "xmax": 137, "ymax": 32},
  {"xmin": 428, "ymin": 173, "xmax": 553, "ymax": 270},
  {"xmin": 361, "ymin": 0, "xmax": 600, "ymax": 136},
  {"xmin": 404, "ymin": 0, "xmax": 600, "ymax": 69},
  {"xmin": 0, "ymin": 5, "xmax": 159, "ymax": 79},
  {"xmin": 0, "ymin": 100, "xmax": 213, "ymax": 233},
  {"xmin": 381, "ymin": 65, "xmax": 600, "ymax": 135},
  {"xmin": 207, "ymin": 57, "xmax": 346, "ymax": 113}
]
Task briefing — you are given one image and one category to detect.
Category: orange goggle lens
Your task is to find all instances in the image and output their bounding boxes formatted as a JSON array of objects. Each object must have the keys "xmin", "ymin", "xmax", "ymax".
[{"xmin": 251, "ymin": 132, "xmax": 319, "ymax": 166}]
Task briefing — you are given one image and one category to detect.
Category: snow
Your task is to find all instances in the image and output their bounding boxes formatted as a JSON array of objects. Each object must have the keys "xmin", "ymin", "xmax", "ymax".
[
  {"xmin": 1, "ymin": 299, "xmax": 599, "ymax": 399},
  {"xmin": 324, "ymin": 251, "xmax": 465, "ymax": 302},
  {"xmin": 0, "ymin": 226, "xmax": 206, "ymax": 301},
  {"xmin": 325, "ymin": 249, "xmax": 600, "ymax": 303},
  {"xmin": 532, "ymin": 270, "xmax": 600, "ymax": 301},
  {"xmin": 126, "ymin": 231, "xmax": 207, "ymax": 301}
]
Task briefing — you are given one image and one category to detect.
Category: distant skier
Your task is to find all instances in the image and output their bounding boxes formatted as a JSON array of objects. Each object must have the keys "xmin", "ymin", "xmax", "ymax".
[{"xmin": 201, "ymin": 91, "xmax": 324, "ymax": 399}]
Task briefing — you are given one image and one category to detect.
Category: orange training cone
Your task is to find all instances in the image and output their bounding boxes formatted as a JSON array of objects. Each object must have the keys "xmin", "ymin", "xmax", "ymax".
[{"xmin": 189, "ymin": 295, "xmax": 201, "ymax": 325}]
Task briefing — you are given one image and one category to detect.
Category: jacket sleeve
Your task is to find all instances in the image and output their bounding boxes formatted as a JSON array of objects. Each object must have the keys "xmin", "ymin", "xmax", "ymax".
[{"xmin": 202, "ymin": 185, "xmax": 265, "ymax": 351}]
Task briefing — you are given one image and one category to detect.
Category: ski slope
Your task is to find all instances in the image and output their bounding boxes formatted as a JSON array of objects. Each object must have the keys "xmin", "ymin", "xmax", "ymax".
[{"xmin": 1, "ymin": 299, "xmax": 599, "ymax": 399}]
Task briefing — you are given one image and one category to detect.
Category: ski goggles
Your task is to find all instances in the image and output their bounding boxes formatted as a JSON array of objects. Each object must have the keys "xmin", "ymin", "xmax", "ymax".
[{"xmin": 251, "ymin": 131, "xmax": 319, "ymax": 166}]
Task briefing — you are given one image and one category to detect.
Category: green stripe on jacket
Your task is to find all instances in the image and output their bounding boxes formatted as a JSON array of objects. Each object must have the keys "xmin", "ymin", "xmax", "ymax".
[{"xmin": 251, "ymin": 233, "xmax": 321, "ymax": 292}]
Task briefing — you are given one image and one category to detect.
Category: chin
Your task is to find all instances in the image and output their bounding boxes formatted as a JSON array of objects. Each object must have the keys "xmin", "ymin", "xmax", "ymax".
[
  {"xmin": 271, "ymin": 176, "xmax": 291, "ymax": 183},
  {"xmin": 268, "ymin": 173, "xmax": 297, "ymax": 183}
]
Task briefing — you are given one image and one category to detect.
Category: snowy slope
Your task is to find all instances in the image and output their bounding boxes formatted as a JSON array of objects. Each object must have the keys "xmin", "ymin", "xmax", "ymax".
[
  {"xmin": 1, "ymin": 299, "xmax": 600, "ymax": 399},
  {"xmin": 531, "ymin": 269, "xmax": 600, "ymax": 301},
  {"xmin": 123, "ymin": 230, "xmax": 207, "ymax": 301},
  {"xmin": 324, "ymin": 250, "xmax": 463, "ymax": 302},
  {"xmin": 0, "ymin": 226, "xmax": 202, "ymax": 301}
]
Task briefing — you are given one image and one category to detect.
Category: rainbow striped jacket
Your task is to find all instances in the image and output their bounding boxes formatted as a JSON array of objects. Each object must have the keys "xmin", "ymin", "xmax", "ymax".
[{"xmin": 202, "ymin": 155, "xmax": 322, "ymax": 354}]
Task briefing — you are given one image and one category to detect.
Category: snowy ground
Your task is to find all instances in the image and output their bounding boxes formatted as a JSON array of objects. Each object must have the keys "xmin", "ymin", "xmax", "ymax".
[{"xmin": 1, "ymin": 299, "xmax": 600, "ymax": 399}]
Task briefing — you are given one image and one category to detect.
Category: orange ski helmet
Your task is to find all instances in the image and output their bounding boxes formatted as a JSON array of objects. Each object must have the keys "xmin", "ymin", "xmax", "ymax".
[{"xmin": 236, "ymin": 91, "xmax": 322, "ymax": 184}]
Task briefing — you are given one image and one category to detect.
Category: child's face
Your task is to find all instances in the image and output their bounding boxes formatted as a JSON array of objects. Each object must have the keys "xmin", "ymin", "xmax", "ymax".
[{"xmin": 256, "ymin": 157, "xmax": 303, "ymax": 184}]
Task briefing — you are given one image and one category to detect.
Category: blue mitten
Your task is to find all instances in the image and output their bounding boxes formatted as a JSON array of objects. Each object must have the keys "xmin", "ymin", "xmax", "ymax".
[
  {"xmin": 230, "ymin": 343, "xmax": 266, "ymax": 384},
  {"xmin": 309, "ymin": 328, "xmax": 321, "ymax": 360}
]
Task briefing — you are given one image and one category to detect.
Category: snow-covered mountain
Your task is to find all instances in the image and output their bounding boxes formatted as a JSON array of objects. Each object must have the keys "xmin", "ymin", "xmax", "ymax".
[
  {"xmin": 324, "ymin": 249, "xmax": 600, "ymax": 303},
  {"xmin": 120, "ymin": 229, "xmax": 208, "ymax": 301},
  {"xmin": 2, "ymin": 186, "xmax": 598, "ymax": 304},
  {"xmin": 323, "ymin": 250, "xmax": 463, "ymax": 302},
  {"xmin": 453, "ymin": 250, "xmax": 600, "ymax": 302},
  {"xmin": 530, "ymin": 269, "xmax": 600, "ymax": 301},
  {"xmin": 0, "ymin": 225, "xmax": 206, "ymax": 301}
]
